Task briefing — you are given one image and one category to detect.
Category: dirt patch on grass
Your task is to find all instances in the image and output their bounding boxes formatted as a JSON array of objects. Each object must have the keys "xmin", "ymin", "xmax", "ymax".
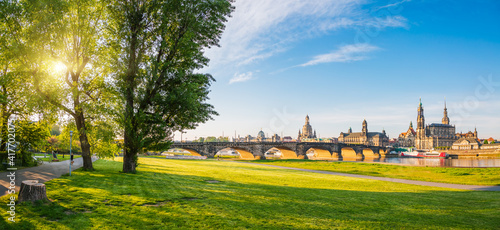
[
  {"xmin": 205, "ymin": 180, "xmax": 221, "ymax": 183},
  {"xmin": 142, "ymin": 201, "xmax": 169, "ymax": 207}
]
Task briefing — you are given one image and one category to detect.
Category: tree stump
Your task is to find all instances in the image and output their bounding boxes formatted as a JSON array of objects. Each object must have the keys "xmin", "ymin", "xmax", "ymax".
[{"xmin": 18, "ymin": 180, "xmax": 48, "ymax": 203}]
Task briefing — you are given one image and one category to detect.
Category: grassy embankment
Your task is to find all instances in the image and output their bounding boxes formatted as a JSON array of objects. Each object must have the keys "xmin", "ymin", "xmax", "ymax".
[
  {"xmin": 255, "ymin": 160, "xmax": 500, "ymax": 186},
  {"xmin": 0, "ymin": 158, "xmax": 499, "ymax": 229}
]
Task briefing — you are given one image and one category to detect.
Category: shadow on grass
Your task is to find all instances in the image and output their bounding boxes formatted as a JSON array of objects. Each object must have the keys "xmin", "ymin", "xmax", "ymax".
[{"xmin": 1, "ymin": 159, "xmax": 499, "ymax": 229}]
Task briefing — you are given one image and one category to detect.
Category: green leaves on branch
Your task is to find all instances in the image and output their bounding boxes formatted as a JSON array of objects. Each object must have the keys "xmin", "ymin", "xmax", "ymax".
[{"xmin": 109, "ymin": 0, "xmax": 234, "ymax": 172}]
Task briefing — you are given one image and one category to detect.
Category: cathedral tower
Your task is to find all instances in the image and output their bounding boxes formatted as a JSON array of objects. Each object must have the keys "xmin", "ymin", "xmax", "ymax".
[
  {"xmin": 417, "ymin": 98, "xmax": 425, "ymax": 133},
  {"xmin": 362, "ymin": 119, "xmax": 368, "ymax": 135},
  {"xmin": 442, "ymin": 100, "xmax": 450, "ymax": 125},
  {"xmin": 416, "ymin": 99, "xmax": 427, "ymax": 149}
]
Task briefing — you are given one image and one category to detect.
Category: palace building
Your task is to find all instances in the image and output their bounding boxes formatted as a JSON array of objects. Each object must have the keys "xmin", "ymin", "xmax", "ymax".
[
  {"xmin": 338, "ymin": 119, "xmax": 389, "ymax": 147},
  {"xmin": 398, "ymin": 121, "xmax": 416, "ymax": 147},
  {"xmin": 415, "ymin": 99, "xmax": 457, "ymax": 149}
]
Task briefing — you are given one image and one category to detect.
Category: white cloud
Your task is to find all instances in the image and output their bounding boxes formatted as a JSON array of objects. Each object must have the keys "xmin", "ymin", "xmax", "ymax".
[
  {"xmin": 299, "ymin": 43, "xmax": 379, "ymax": 67},
  {"xmin": 204, "ymin": 0, "xmax": 408, "ymax": 74},
  {"xmin": 229, "ymin": 72, "xmax": 254, "ymax": 84},
  {"xmin": 376, "ymin": 0, "xmax": 411, "ymax": 10}
]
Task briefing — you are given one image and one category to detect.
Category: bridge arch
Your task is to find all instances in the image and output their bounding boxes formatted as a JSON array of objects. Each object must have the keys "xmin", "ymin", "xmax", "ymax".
[
  {"xmin": 363, "ymin": 148, "xmax": 380, "ymax": 159},
  {"xmin": 305, "ymin": 147, "xmax": 332, "ymax": 160},
  {"xmin": 264, "ymin": 146, "xmax": 298, "ymax": 159},
  {"xmin": 167, "ymin": 148, "xmax": 202, "ymax": 156},
  {"xmin": 232, "ymin": 147, "xmax": 256, "ymax": 160},
  {"xmin": 341, "ymin": 147, "xmax": 363, "ymax": 160}
]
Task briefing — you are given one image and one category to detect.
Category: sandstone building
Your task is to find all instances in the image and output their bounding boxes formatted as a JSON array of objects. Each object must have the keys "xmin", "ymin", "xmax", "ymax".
[
  {"xmin": 338, "ymin": 120, "xmax": 389, "ymax": 147},
  {"xmin": 415, "ymin": 99, "xmax": 457, "ymax": 149},
  {"xmin": 398, "ymin": 122, "xmax": 416, "ymax": 147},
  {"xmin": 298, "ymin": 115, "xmax": 316, "ymax": 141}
]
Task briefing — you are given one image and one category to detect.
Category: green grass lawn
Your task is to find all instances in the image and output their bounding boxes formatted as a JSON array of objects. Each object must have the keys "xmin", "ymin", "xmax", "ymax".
[
  {"xmin": 1, "ymin": 158, "xmax": 499, "ymax": 229},
  {"xmin": 255, "ymin": 160, "xmax": 500, "ymax": 186},
  {"xmin": 34, "ymin": 153, "xmax": 82, "ymax": 162}
]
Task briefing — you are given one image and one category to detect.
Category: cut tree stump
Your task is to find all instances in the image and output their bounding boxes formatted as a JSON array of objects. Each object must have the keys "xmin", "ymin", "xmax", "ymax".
[{"xmin": 18, "ymin": 180, "xmax": 48, "ymax": 203}]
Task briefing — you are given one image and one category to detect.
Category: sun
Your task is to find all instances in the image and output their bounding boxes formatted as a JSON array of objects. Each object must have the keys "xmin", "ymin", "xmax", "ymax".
[{"xmin": 53, "ymin": 61, "xmax": 67, "ymax": 73}]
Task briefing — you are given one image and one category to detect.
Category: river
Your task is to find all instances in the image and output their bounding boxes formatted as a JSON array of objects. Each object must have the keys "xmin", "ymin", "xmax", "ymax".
[{"xmin": 340, "ymin": 157, "xmax": 500, "ymax": 167}]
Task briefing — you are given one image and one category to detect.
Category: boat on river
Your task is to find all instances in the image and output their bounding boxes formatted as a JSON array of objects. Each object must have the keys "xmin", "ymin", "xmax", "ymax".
[
  {"xmin": 400, "ymin": 148, "xmax": 425, "ymax": 158},
  {"xmin": 422, "ymin": 151, "xmax": 448, "ymax": 158},
  {"xmin": 400, "ymin": 148, "xmax": 448, "ymax": 158}
]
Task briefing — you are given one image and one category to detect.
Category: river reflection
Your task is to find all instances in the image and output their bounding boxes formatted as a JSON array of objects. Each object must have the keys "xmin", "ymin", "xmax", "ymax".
[{"xmin": 339, "ymin": 157, "xmax": 500, "ymax": 168}]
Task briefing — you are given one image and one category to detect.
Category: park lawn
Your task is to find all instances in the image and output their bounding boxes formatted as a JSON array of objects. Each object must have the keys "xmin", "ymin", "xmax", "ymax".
[
  {"xmin": 255, "ymin": 160, "xmax": 500, "ymax": 186},
  {"xmin": 34, "ymin": 154, "xmax": 82, "ymax": 162},
  {"xmin": 0, "ymin": 158, "xmax": 498, "ymax": 229}
]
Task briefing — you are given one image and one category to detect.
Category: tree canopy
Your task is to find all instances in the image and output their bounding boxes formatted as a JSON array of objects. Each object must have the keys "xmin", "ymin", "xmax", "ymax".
[
  {"xmin": 108, "ymin": 0, "xmax": 234, "ymax": 172},
  {"xmin": 0, "ymin": 0, "xmax": 232, "ymax": 172}
]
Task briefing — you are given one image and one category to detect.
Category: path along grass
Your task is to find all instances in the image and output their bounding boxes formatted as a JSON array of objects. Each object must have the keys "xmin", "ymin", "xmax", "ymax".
[
  {"xmin": 1, "ymin": 158, "xmax": 499, "ymax": 229},
  {"xmin": 34, "ymin": 153, "xmax": 82, "ymax": 162},
  {"xmin": 255, "ymin": 160, "xmax": 500, "ymax": 186}
]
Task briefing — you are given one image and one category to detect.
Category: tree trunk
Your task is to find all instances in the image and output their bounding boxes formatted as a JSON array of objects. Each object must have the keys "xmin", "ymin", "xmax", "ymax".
[
  {"xmin": 122, "ymin": 16, "xmax": 140, "ymax": 173},
  {"xmin": 75, "ymin": 112, "xmax": 94, "ymax": 171},
  {"xmin": 122, "ymin": 129, "xmax": 138, "ymax": 173},
  {"xmin": 18, "ymin": 180, "xmax": 47, "ymax": 203}
]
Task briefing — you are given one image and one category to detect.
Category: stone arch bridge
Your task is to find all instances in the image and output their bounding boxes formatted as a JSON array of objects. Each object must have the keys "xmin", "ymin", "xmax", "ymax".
[{"xmin": 169, "ymin": 142, "xmax": 388, "ymax": 160}]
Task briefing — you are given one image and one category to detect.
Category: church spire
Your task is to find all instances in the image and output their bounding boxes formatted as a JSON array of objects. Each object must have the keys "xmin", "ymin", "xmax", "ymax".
[
  {"xmin": 417, "ymin": 99, "xmax": 425, "ymax": 130},
  {"xmin": 362, "ymin": 119, "xmax": 368, "ymax": 135},
  {"xmin": 442, "ymin": 98, "xmax": 450, "ymax": 125}
]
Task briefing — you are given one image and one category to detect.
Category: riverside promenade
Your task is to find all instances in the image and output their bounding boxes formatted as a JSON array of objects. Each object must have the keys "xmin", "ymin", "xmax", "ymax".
[{"xmin": 0, "ymin": 156, "xmax": 98, "ymax": 197}]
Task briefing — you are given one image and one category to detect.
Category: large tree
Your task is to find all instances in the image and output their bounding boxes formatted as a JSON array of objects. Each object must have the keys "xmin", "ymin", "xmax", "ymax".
[
  {"xmin": 2, "ymin": 0, "xmax": 117, "ymax": 170},
  {"xmin": 109, "ymin": 0, "xmax": 233, "ymax": 172},
  {"xmin": 0, "ymin": 1, "xmax": 50, "ymax": 152}
]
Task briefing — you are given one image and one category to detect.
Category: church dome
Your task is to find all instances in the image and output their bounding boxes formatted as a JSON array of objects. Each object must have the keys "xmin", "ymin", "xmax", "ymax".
[{"xmin": 257, "ymin": 130, "xmax": 265, "ymax": 138}]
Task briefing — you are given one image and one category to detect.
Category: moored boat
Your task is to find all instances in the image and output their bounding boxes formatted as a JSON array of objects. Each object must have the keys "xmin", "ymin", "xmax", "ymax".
[
  {"xmin": 400, "ymin": 148, "xmax": 425, "ymax": 158},
  {"xmin": 423, "ymin": 151, "xmax": 448, "ymax": 158}
]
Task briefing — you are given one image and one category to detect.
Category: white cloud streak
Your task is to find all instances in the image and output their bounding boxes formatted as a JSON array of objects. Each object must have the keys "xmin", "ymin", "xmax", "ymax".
[
  {"xmin": 299, "ymin": 43, "xmax": 379, "ymax": 67},
  {"xmin": 204, "ymin": 0, "xmax": 409, "ymax": 73},
  {"xmin": 229, "ymin": 72, "xmax": 254, "ymax": 84},
  {"xmin": 376, "ymin": 0, "xmax": 412, "ymax": 11}
]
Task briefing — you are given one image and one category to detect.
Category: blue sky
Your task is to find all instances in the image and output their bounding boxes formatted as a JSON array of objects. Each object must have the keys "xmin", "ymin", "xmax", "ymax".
[{"xmin": 177, "ymin": 0, "xmax": 500, "ymax": 141}]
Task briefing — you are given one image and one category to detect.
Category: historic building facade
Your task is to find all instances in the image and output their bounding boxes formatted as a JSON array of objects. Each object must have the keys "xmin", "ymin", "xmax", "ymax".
[
  {"xmin": 398, "ymin": 122, "xmax": 416, "ymax": 147},
  {"xmin": 415, "ymin": 100, "xmax": 457, "ymax": 149},
  {"xmin": 298, "ymin": 115, "xmax": 316, "ymax": 141},
  {"xmin": 338, "ymin": 120, "xmax": 389, "ymax": 147},
  {"xmin": 451, "ymin": 137, "xmax": 481, "ymax": 150}
]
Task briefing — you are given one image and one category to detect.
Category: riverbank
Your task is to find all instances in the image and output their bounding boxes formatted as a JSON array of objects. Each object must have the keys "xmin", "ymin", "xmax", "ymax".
[
  {"xmin": 1, "ymin": 158, "xmax": 499, "ymax": 229},
  {"xmin": 447, "ymin": 149, "xmax": 500, "ymax": 158}
]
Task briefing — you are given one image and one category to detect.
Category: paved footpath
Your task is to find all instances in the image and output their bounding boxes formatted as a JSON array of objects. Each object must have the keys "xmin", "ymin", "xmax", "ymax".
[
  {"xmin": 243, "ymin": 163, "xmax": 500, "ymax": 191},
  {"xmin": 0, "ymin": 156, "xmax": 98, "ymax": 197}
]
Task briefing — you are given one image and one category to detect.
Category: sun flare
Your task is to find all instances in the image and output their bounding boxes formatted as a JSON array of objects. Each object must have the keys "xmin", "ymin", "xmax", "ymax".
[{"xmin": 53, "ymin": 61, "xmax": 67, "ymax": 73}]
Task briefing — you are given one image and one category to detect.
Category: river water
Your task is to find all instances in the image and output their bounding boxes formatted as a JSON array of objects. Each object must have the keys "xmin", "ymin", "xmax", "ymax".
[{"xmin": 340, "ymin": 157, "xmax": 500, "ymax": 168}]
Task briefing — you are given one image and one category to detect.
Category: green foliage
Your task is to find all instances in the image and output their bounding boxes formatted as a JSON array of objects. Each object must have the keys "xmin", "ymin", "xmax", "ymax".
[
  {"xmin": 14, "ymin": 119, "xmax": 51, "ymax": 166},
  {"xmin": 217, "ymin": 136, "xmax": 229, "ymax": 142},
  {"xmin": 1, "ymin": 0, "xmax": 119, "ymax": 170},
  {"xmin": 57, "ymin": 123, "xmax": 82, "ymax": 153},
  {"xmin": 204, "ymin": 136, "xmax": 217, "ymax": 142},
  {"xmin": 147, "ymin": 142, "xmax": 172, "ymax": 152},
  {"xmin": 50, "ymin": 125, "xmax": 61, "ymax": 136},
  {"xmin": 86, "ymin": 121, "xmax": 120, "ymax": 159},
  {"xmin": 108, "ymin": 0, "xmax": 234, "ymax": 172}
]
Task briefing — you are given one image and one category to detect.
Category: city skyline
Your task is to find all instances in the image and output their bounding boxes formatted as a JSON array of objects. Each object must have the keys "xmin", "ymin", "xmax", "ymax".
[{"xmin": 176, "ymin": 0, "xmax": 500, "ymax": 140}]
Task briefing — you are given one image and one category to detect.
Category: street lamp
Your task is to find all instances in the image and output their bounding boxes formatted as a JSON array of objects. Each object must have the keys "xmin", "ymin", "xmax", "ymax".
[{"xmin": 69, "ymin": 131, "xmax": 73, "ymax": 176}]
